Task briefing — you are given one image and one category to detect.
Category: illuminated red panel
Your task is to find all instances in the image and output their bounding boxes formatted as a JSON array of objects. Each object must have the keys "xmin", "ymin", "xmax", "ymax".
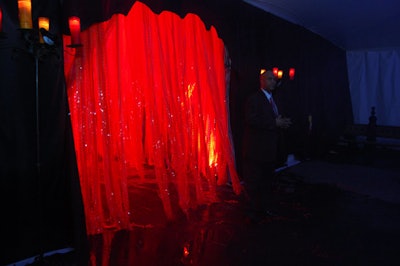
[{"xmin": 63, "ymin": 2, "xmax": 241, "ymax": 234}]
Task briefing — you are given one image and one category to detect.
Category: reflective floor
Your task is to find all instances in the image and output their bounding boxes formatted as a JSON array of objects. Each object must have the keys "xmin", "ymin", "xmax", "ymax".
[{"xmin": 28, "ymin": 148, "xmax": 400, "ymax": 265}]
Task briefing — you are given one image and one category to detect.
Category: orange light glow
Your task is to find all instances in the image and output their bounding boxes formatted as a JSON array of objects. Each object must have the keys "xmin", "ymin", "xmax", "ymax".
[
  {"xmin": 38, "ymin": 17, "xmax": 49, "ymax": 43},
  {"xmin": 277, "ymin": 70, "xmax": 283, "ymax": 79},
  {"xmin": 68, "ymin": 16, "xmax": 81, "ymax": 45},
  {"xmin": 18, "ymin": 0, "xmax": 33, "ymax": 29},
  {"xmin": 208, "ymin": 131, "xmax": 218, "ymax": 167},
  {"xmin": 260, "ymin": 68, "xmax": 266, "ymax": 75},
  {"xmin": 186, "ymin": 83, "xmax": 195, "ymax": 99}
]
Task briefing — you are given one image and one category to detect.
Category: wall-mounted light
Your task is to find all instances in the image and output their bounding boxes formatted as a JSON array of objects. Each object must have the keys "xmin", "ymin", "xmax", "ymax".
[
  {"xmin": 68, "ymin": 16, "xmax": 82, "ymax": 47},
  {"xmin": 0, "ymin": 6, "xmax": 3, "ymax": 32},
  {"xmin": 289, "ymin": 68, "xmax": 295, "ymax": 80},
  {"xmin": 0, "ymin": 6, "xmax": 5, "ymax": 39},
  {"xmin": 277, "ymin": 70, "xmax": 283, "ymax": 79},
  {"xmin": 18, "ymin": 0, "xmax": 33, "ymax": 29},
  {"xmin": 272, "ymin": 67, "xmax": 278, "ymax": 77}
]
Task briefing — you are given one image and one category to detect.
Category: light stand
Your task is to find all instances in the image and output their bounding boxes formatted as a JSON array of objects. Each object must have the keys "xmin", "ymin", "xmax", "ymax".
[
  {"xmin": 14, "ymin": 28, "xmax": 60, "ymax": 265},
  {"xmin": 17, "ymin": 28, "xmax": 60, "ymax": 175},
  {"xmin": 1, "ymin": 3, "xmax": 83, "ymax": 264}
]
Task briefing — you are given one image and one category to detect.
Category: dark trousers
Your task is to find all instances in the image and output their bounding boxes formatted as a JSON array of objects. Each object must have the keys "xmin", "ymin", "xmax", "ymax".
[{"xmin": 242, "ymin": 159, "xmax": 276, "ymax": 214}]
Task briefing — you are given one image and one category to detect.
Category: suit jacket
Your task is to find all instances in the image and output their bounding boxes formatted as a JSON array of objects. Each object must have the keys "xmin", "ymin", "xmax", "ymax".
[{"xmin": 242, "ymin": 89, "xmax": 278, "ymax": 163}]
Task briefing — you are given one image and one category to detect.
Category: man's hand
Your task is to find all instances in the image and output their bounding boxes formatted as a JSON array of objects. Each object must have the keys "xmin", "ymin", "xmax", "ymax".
[{"xmin": 276, "ymin": 115, "xmax": 292, "ymax": 129}]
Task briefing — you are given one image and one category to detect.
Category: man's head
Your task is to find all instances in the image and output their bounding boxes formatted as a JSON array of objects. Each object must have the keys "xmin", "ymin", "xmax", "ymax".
[{"xmin": 260, "ymin": 70, "xmax": 277, "ymax": 93}]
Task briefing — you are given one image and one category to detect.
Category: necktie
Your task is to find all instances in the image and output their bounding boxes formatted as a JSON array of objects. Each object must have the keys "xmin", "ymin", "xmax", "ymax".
[{"xmin": 270, "ymin": 97, "xmax": 279, "ymax": 116}]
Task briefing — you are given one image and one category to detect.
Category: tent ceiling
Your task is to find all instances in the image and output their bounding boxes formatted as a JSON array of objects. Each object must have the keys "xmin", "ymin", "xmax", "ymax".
[{"xmin": 243, "ymin": 0, "xmax": 400, "ymax": 50}]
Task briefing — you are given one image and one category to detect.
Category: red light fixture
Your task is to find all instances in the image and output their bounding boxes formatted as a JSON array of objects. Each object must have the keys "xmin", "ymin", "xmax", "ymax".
[
  {"xmin": 0, "ymin": 6, "xmax": 5, "ymax": 39},
  {"xmin": 272, "ymin": 67, "xmax": 278, "ymax": 77},
  {"xmin": 289, "ymin": 68, "xmax": 295, "ymax": 80},
  {"xmin": 68, "ymin": 16, "xmax": 82, "ymax": 47},
  {"xmin": 0, "ymin": 6, "xmax": 3, "ymax": 32}
]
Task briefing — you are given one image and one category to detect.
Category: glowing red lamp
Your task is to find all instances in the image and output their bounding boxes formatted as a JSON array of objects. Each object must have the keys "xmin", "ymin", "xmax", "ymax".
[
  {"xmin": 289, "ymin": 68, "xmax": 295, "ymax": 80},
  {"xmin": 0, "ymin": 6, "xmax": 6, "ymax": 39},
  {"xmin": 0, "ymin": 7, "xmax": 3, "ymax": 32},
  {"xmin": 68, "ymin": 16, "xmax": 82, "ymax": 47},
  {"xmin": 272, "ymin": 67, "xmax": 279, "ymax": 77}
]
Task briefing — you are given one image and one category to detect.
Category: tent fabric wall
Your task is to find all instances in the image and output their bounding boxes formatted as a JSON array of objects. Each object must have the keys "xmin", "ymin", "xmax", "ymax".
[{"xmin": 347, "ymin": 49, "xmax": 400, "ymax": 126}]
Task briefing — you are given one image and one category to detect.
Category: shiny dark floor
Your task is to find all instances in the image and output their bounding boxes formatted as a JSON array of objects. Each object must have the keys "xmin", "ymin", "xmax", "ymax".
[{"xmin": 30, "ymin": 147, "xmax": 400, "ymax": 266}]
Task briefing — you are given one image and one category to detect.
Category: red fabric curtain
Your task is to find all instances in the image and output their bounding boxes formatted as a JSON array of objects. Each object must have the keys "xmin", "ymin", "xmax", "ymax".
[{"xmin": 64, "ymin": 1, "xmax": 241, "ymax": 235}]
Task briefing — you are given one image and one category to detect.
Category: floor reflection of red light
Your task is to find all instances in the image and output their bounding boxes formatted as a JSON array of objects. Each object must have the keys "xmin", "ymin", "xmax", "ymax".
[{"xmin": 183, "ymin": 245, "xmax": 190, "ymax": 257}]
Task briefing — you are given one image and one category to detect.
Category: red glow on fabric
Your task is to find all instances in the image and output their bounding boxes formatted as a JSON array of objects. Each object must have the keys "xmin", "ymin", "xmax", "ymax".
[{"xmin": 64, "ymin": 2, "xmax": 241, "ymax": 234}]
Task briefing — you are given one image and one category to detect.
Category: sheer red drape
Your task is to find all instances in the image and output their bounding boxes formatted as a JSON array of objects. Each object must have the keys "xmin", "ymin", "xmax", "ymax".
[{"xmin": 64, "ymin": 1, "xmax": 241, "ymax": 235}]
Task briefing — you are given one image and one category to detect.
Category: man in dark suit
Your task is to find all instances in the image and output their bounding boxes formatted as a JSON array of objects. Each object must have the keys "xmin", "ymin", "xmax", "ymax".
[{"xmin": 242, "ymin": 69, "xmax": 291, "ymax": 219}]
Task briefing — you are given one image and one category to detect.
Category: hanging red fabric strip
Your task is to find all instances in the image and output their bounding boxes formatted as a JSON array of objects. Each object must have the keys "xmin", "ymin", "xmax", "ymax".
[{"xmin": 63, "ymin": 1, "xmax": 242, "ymax": 235}]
